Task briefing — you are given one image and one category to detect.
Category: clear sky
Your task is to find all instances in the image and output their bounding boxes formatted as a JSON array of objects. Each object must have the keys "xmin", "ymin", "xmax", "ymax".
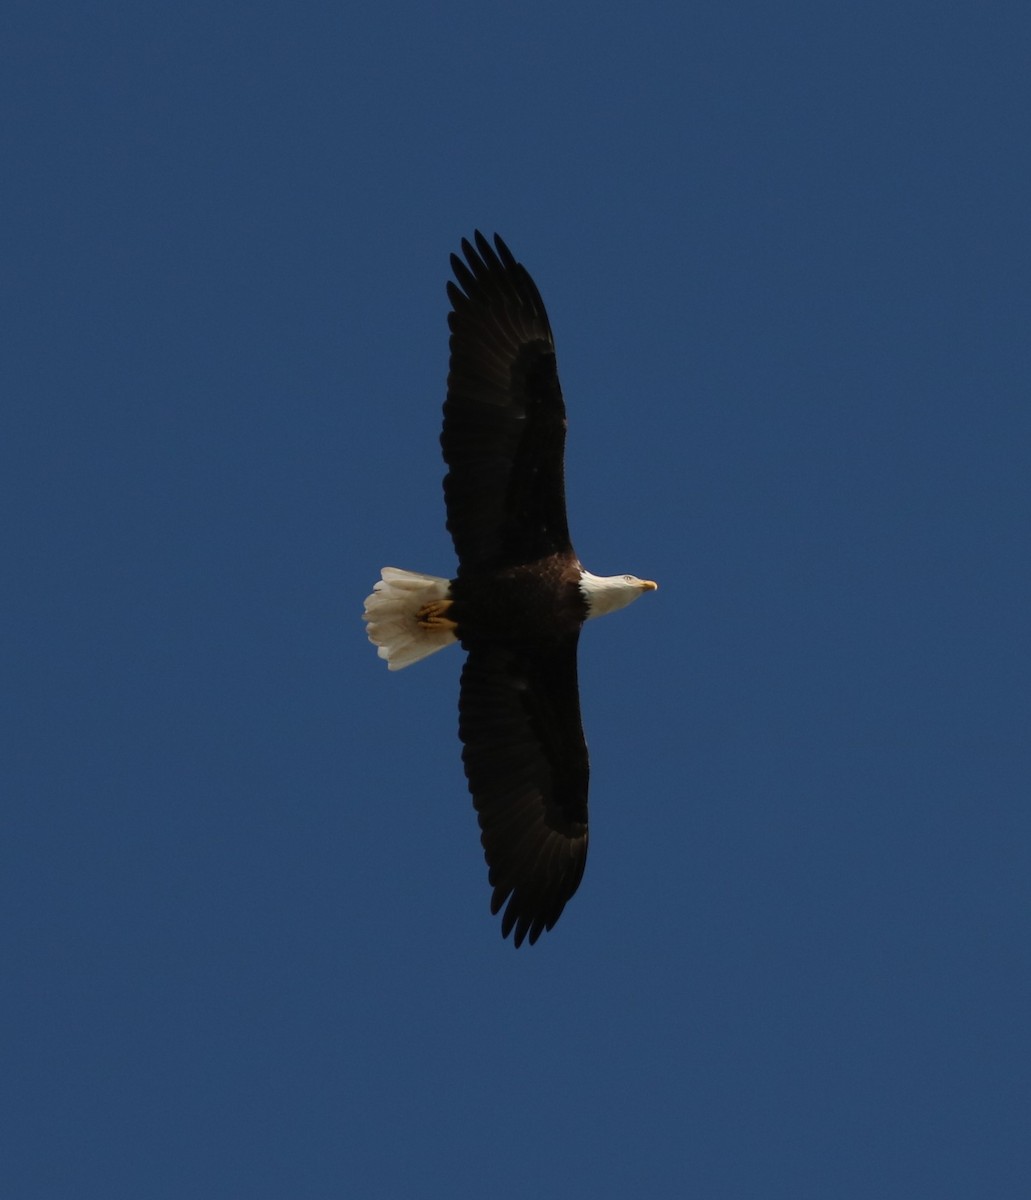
[{"xmin": 4, "ymin": 3, "xmax": 1029, "ymax": 1197}]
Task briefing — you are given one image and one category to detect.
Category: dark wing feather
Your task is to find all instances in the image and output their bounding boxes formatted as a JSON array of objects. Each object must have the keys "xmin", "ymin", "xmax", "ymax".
[
  {"xmin": 442, "ymin": 232, "xmax": 573, "ymax": 572},
  {"xmin": 458, "ymin": 638, "xmax": 589, "ymax": 946}
]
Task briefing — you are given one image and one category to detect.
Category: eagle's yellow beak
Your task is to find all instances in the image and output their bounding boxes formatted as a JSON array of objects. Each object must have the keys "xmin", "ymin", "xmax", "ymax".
[{"xmin": 639, "ymin": 580, "xmax": 658, "ymax": 591}]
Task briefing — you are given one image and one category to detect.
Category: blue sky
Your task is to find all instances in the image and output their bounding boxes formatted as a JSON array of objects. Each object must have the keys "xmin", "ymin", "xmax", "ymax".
[{"xmin": 3, "ymin": 3, "xmax": 1029, "ymax": 1196}]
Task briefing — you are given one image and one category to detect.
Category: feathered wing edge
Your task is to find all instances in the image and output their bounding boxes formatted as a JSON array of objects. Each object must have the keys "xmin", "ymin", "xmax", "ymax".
[{"xmin": 458, "ymin": 639, "xmax": 589, "ymax": 946}]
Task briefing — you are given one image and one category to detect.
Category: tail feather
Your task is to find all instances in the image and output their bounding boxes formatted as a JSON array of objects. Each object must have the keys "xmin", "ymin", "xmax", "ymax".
[{"xmin": 362, "ymin": 568, "xmax": 457, "ymax": 670}]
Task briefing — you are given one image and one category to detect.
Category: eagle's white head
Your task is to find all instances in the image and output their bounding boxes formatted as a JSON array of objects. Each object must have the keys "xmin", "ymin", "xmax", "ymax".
[{"xmin": 578, "ymin": 569, "xmax": 658, "ymax": 620}]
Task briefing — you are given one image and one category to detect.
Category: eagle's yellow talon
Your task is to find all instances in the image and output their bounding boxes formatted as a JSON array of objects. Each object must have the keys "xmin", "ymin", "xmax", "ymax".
[{"xmin": 416, "ymin": 599, "xmax": 458, "ymax": 632}]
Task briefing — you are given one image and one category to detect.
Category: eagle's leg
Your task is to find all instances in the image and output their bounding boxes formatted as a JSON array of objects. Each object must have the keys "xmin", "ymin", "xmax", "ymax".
[{"xmin": 416, "ymin": 598, "xmax": 458, "ymax": 632}]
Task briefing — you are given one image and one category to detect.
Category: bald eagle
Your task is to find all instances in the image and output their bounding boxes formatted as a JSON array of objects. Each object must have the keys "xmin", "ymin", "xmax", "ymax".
[{"xmin": 363, "ymin": 232, "xmax": 656, "ymax": 946}]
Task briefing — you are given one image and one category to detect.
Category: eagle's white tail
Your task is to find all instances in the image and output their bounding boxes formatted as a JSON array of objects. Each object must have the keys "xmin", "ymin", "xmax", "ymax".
[{"xmin": 362, "ymin": 568, "xmax": 457, "ymax": 670}]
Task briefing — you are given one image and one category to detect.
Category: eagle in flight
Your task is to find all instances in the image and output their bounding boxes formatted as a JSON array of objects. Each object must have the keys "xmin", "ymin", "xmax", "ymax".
[{"xmin": 364, "ymin": 232, "xmax": 656, "ymax": 946}]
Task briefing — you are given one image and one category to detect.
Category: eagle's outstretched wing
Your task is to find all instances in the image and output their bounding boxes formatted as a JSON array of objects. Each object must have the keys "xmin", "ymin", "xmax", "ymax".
[
  {"xmin": 442, "ymin": 232, "xmax": 574, "ymax": 573},
  {"xmin": 458, "ymin": 638, "xmax": 589, "ymax": 947}
]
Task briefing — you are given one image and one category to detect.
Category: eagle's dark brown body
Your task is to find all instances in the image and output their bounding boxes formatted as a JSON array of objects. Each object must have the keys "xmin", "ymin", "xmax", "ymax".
[{"xmin": 448, "ymin": 556, "xmax": 588, "ymax": 647}]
